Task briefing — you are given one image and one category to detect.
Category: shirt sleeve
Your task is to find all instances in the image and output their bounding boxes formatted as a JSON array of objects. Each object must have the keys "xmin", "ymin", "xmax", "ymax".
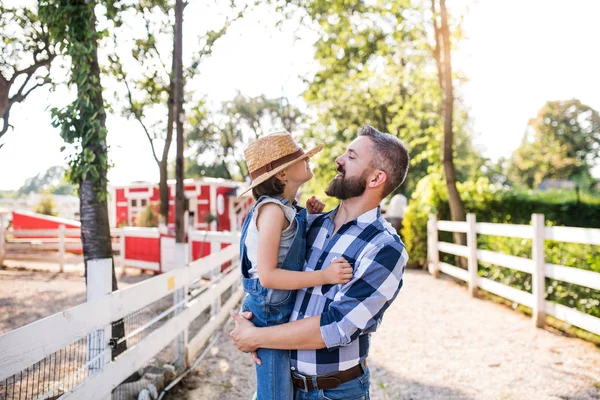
[{"xmin": 319, "ymin": 241, "xmax": 408, "ymax": 349}]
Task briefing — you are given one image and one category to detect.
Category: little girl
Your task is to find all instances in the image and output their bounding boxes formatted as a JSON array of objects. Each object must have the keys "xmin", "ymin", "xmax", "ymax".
[{"xmin": 238, "ymin": 132, "xmax": 352, "ymax": 400}]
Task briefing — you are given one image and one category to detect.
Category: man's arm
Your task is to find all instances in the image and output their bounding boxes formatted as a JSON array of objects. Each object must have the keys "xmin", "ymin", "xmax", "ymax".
[
  {"xmin": 230, "ymin": 312, "xmax": 325, "ymax": 352},
  {"xmin": 231, "ymin": 241, "xmax": 408, "ymax": 352}
]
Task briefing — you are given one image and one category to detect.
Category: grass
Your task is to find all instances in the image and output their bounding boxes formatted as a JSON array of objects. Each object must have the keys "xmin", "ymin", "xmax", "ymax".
[{"xmin": 476, "ymin": 289, "xmax": 600, "ymax": 348}]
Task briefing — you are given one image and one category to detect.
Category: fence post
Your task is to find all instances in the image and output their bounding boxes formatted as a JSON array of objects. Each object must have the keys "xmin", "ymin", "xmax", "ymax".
[
  {"xmin": 119, "ymin": 230, "xmax": 126, "ymax": 275},
  {"xmin": 467, "ymin": 213, "xmax": 478, "ymax": 297},
  {"xmin": 58, "ymin": 224, "xmax": 66, "ymax": 273},
  {"xmin": 86, "ymin": 258, "xmax": 112, "ymax": 381},
  {"xmin": 0, "ymin": 214, "xmax": 5, "ymax": 267},
  {"xmin": 174, "ymin": 242, "xmax": 188, "ymax": 369},
  {"xmin": 427, "ymin": 214, "xmax": 439, "ymax": 278},
  {"xmin": 211, "ymin": 239, "xmax": 221, "ymax": 317},
  {"xmin": 532, "ymin": 213, "xmax": 546, "ymax": 328}
]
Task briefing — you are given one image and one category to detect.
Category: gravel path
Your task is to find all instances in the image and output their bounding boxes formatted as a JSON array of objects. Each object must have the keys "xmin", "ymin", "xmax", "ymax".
[{"xmin": 171, "ymin": 269, "xmax": 600, "ymax": 400}]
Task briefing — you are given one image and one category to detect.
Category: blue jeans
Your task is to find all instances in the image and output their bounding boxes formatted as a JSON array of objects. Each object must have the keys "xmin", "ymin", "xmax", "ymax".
[
  {"xmin": 242, "ymin": 279, "xmax": 296, "ymax": 400},
  {"xmin": 294, "ymin": 368, "xmax": 370, "ymax": 400}
]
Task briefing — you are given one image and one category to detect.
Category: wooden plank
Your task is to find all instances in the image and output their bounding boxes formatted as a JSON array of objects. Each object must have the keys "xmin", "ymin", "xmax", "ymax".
[
  {"xmin": 545, "ymin": 226, "xmax": 600, "ymax": 246},
  {"xmin": 477, "ymin": 277, "xmax": 534, "ymax": 308},
  {"xmin": 188, "ymin": 245, "xmax": 238, "ymax": 278},
  {"xmin": 187, "ymin": 287, "xmax": 244, "ymax": 364},
  {"xmin": 546, "ymin": 301, "xmax": 600, "ymax": 336},
  {"xmin": 188, "ymin": 230, "xmax": 238, "ymax": 244},
  {"xmin": 467, "ymin": 214, "xmax": 478, "ymax": 297},
  {"xmin": 476, "ymin": 223, "xmax": 533, "ymax": 239},
  {"xmin": 121, "ymin": 227, "xmax": 160, "ymax": 238},
  {"xmin": 187, "ymin": 269, "xmax": 241, "ymax": 322},
  {"xmin": 437, "ymin": 220, "xmax": 469, "ymax": 233},
  {"xmin": 62, "ymin": 309, "xmax": 190, "ymax": 400},
  {"xmin": 545, "ymin": 263, "xmax": 600, "ymax": 291},
  {"xmin": 476, "ymin": 249, "xmax": 534, "ymax": 274},
  {"xmin": 123, "ymin": 259, "xmax": 161, "ymax": 271},
  {"xmin": 0, "ymin": 296, "xmax": 112, "ymax": 381},
  {"xmin": 5, "ymin": 242, "xmax": 60, "ymax": 250},
  {"xmin": 437, "ymin": 241, "xmax": 469, "ymax": 258},
  {"xmin": 428, "ymin": 214, "xmax": 439, "ymax": 278},
  {"xmin": 532, "ymin": 214, "xmax": 546, "ymax": 328},
  {"xmin": 438, "ymin": 262, "xmax": 469, "ymax": 282},
  {"xmin": 109, "ymin": 268, "xmax": 188, "ymax": 322},
  {"xmin": 10, "ymin": 229, "xmax": 62, "ymax": 236}
]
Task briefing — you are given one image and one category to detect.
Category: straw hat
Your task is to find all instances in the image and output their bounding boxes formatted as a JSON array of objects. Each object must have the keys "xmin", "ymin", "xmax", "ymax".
[{"xmin": 238, "ymin": 131, "xmax": 323, "ymax": 197}]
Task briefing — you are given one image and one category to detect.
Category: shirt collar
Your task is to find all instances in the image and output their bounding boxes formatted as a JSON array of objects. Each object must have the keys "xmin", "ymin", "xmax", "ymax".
[{"xmin": 324, "ymin": 205, "xmax": 381, "ymax": 228}]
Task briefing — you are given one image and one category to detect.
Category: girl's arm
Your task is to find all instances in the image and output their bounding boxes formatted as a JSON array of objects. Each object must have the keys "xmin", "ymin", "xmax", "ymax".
[{"xmin": 256, "ymin": 203, "xmax": 352, "ymax": 290}]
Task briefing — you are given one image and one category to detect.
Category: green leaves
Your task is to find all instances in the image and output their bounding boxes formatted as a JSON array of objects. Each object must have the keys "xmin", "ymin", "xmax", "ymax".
[
  {"xmin": 39, "ymin": 0, "xmax": 112, "ymax": 200},
  {"xmin": 507, "ymin": 100, "xmax": 600, "ymax": 189}
]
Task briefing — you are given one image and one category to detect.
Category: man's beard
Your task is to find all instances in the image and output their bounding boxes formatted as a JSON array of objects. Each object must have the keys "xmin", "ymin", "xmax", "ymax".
[{"xmin": 325, "ymin": 168, "xmax": 369, "ymax": 200}]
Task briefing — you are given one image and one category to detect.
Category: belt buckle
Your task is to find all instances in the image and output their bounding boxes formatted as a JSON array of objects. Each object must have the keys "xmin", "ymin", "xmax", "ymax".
[{"xmin": 295, "ymin": 372, "xmax": 309, "ymax": 392}]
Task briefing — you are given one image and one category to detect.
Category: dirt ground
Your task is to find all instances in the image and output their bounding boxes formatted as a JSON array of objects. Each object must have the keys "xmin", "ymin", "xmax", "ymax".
[
  {"xmin": 0, "ymin": 260, "xmax": 153, "ymax": 334},
  {"xmin": 167, "ymin": 269, "xmax": 600, "ymax": 400}
]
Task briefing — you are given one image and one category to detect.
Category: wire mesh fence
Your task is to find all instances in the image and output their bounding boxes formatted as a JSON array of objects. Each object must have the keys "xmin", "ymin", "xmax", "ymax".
[
  {"xmin": 1, "ymin": 291, "xmax": 185, "ymax": 400},
  {"xmin": 1, "ymin": 336, "xmax": 88, "ymax": 400}
]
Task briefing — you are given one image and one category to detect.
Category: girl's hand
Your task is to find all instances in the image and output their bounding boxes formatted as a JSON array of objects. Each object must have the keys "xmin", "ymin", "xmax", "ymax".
[
  {"xmin": 306, "ymin": 196, "xmax": 325, "ymax": 214},
  {"xmin": 323, "ymin": 257, "xmax": 353, "ymax": 284}
]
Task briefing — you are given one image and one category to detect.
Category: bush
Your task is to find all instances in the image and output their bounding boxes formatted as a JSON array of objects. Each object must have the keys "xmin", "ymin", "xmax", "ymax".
[
  {"xmin": 34, "ymin": 194, "xmax": 58, "ymax": 216},
  {"xmin": 402, "ymin": 173, "xmax": 600, "ymax": 323},
  {"xmin": 402, "ymin": 173, "xmax": 600, "ymax": 265},
  {"xmin": 138, "ymin": 204, "xmax": 159, "ymax": 227}
]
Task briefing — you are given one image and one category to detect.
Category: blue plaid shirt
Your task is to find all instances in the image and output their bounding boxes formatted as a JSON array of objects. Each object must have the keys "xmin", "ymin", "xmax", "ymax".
[{"xmin": 290, "ymin": 206, "xmax": 408, "ymax": 375}]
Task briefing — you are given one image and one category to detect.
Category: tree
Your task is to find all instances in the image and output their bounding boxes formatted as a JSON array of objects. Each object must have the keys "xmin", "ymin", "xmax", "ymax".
[
  {"xmin": 173, "ymin": 0, "xmax": 186, "ymax": 243},
  {"xmin": 507, "ymin": 100, "xmax": 600, "ymax": 189},
  {"xmin": 431, "ymin": 0, "xmax": 466, "ymax": 247},
  {"xmin": 39, "ymin": 0, "xmax": 127, "ymax": 357},
  {"xmin": 186, "ymin": 93, "xmax": 304, "ymax": 180},
  {"xmin": 0, "ymin": 4, "xmax": 55, "ymax": 142},
  {"xmin": 108, "ymin": 1, "xmax": 245, "ymax": 227},
  {"xmin": 272, "ymin": 0, "xmax": 481, "ymax": 205},
  {"xmin": 18, "ymin": 166, "xmax": 74, "ymax": 196}
]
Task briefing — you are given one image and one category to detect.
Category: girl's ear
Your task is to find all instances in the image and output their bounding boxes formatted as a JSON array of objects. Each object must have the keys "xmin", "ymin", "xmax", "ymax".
[{"xmin": 275, "ymin": 170, "xmax": 287, "ymax": 180}]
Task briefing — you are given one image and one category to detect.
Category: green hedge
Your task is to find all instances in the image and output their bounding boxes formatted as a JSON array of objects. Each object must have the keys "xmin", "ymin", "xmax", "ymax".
[
  {"xmin": 401, "ymin": 174, "xmax": 600, "ymax": 322},
  {"xmin": 402, "ymin": 173, "xmax": 600, "ymax": 266}
]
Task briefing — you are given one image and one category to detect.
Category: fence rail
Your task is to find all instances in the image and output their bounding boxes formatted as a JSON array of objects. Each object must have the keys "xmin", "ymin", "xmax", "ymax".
[
  {"xmin": 428, "ymin": 213, "xmax": 600, "ymax": 337},
  {"xmin": 0, "ymin": 231, "xmax": 242, "ymax": 400}
]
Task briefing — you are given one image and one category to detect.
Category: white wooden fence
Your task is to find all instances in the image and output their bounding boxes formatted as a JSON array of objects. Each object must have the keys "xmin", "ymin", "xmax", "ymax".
[
  {"xmin": 0, "ymin": 231, "xmax": 242, "ymax": 400},
  {"xmin": 0, "ymin": 223, "xmax": 239, "ymax": 274},
  {"xmin": 428, "ymin": 213, "xmax": 600, "ymax": 336}
]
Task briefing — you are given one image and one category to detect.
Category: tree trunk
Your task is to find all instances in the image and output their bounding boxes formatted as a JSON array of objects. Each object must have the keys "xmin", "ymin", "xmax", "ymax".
[
  {"xmin": 159, "ymin": 42, "xmax": 177, "ymax": 227},
  {"xmin": 433, "ymin": 0, "xmax": 466, "ymax": 249},
  {"xmin": 174, "ymin": 0, "xmax": 186, "ymax": 243},
  {"xmin": 159, "ymin": 160, "xmax": 169, "ymax": 226},
  {"xmin": 80, "ymin": 7, "xmax": 127, "ymax": 359}
]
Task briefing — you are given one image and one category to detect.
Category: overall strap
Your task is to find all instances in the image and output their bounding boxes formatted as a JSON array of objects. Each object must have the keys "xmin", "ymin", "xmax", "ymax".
[{"xmin": 239, "ymin": 206, "xmax": 255, "ymax": 279}]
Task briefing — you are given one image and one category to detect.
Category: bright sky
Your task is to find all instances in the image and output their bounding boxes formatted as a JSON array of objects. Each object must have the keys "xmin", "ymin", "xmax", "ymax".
[{"xmin": 1, "ymin": 0, "xmax": 599, "ymax": 190}]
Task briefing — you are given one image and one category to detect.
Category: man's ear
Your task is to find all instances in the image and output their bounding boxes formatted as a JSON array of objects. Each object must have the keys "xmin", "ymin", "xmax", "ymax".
[{"xmin": 368, "ymin": 170, "xmax": 387, "ymax": 189}]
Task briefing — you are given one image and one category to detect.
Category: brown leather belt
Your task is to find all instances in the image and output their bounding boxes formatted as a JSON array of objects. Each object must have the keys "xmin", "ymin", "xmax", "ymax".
[{"xmin": 291, "ymin": 360, "xmax": 367, "ymax": 391}]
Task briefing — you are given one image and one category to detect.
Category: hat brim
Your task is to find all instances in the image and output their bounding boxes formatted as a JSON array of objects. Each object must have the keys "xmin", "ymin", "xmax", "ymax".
[{"xmin": 237, "ymin": 144, "xmax": 323, "ymax": 198}]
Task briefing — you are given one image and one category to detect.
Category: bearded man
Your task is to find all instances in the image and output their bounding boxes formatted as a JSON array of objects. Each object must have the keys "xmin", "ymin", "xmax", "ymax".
[{"xmin": 231, "ymin": 125, "xmax": 410, "ymax": 400}]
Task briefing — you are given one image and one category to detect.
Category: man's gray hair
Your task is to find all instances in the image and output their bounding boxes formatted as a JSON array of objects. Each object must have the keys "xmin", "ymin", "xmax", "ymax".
[{"xmin": 358, "ymin": 125, "xmax": 409, "ymax": 198}]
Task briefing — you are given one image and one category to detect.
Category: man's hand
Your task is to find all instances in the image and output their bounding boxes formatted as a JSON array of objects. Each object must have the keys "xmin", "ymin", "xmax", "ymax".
[
  {"xmin": 306, "ymin": 196, "xmax": 325, "ymax": 214},
  {"xmin": 230, "ymin": 310, "xmax": 260, "ymax": 353}
]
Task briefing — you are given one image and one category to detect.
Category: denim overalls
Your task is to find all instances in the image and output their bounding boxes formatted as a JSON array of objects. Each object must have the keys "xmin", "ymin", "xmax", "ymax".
[{"xmin": 240, "ymin": 196, "xmax": 307, "ymax": 400}]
